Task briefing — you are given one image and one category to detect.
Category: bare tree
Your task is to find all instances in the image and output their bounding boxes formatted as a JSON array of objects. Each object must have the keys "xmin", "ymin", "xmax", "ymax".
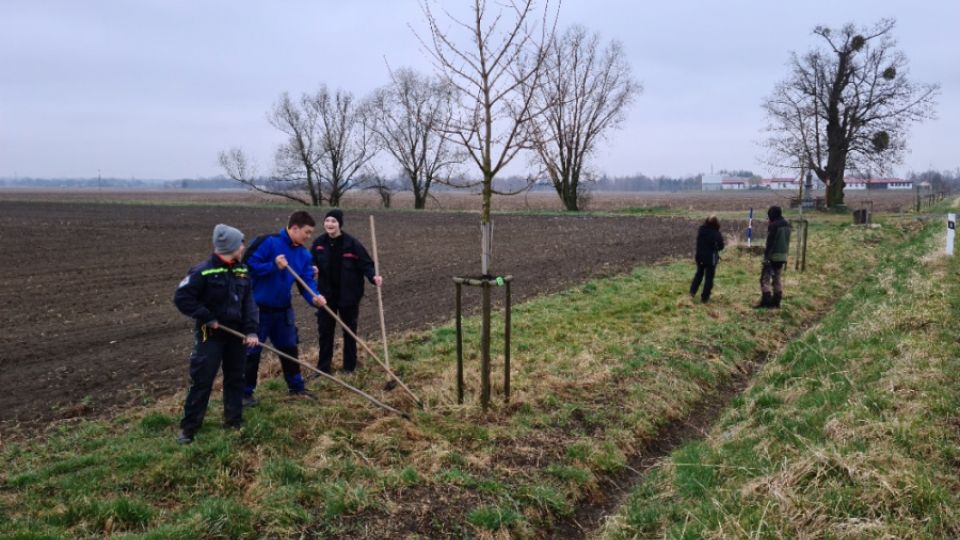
[
  {"xmin": 367, "ymin": 68, "xmax": 460, "ymax": 209},
  {"xmin": 361, "ymin": 172, "xmax": 396, "ymax": 208},
  {"xmin": 219, "ymin": 92, "xmax": 325, "ymax": 206},
  {"xmin": 529, "ymin": 25, "xmax": 641, "ymax": 211},
  {"xmin": 219, "ymin": 87, "xmax": 379, "ymax": 207},
  {"xmin": 419, "ymin": 0, "xmax": 555, "ymax": 272},
  {"xmin": 763, "ymin": 19, "xmax": 939, "ymax": 208},
  {"xmin": 417, "ymin": 0, "xmax": 556, "ymax": 409},
  {"xmin": 312, "ymin": 86, "xmax": 380, "ymax": 207}
]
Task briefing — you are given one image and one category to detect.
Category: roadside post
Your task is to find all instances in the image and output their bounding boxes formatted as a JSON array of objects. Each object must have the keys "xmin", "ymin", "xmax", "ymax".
[
  {"xmin": 948, "ymin": 213, "xmax": 956, "ymax": 256},
  {"xmin": 747, "ymin": 208, "xmax": 753, "ymax": 247}
]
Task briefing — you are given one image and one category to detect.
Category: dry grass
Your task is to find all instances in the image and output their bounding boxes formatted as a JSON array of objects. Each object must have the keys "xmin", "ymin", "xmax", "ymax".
[{"xmin": 600, "ymin": 205, "xmax": 960, "ymax": 539}]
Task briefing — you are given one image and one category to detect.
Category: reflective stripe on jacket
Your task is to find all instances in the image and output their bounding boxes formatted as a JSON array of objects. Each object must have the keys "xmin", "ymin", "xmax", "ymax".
[{"xmin": 174, "ymin": 254, "xmax": 259, "ymax": 334}]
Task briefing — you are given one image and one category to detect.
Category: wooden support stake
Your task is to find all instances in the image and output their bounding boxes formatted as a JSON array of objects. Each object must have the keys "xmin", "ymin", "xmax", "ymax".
[
  {"xmin": 504, "ymin": 280, "xmax": 511, "ymax": 403},
  {"xmin": 480, "ymin": 282, "xmax": 491, "ymax": 411},
  {"xmin": 455, "ymin": 282, "xmax": 464, "ymax": 404}
]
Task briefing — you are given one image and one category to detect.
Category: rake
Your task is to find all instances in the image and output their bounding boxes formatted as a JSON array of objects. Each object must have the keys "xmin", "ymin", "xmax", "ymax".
[
  {"xmin": 286, "ymin": 265, "xmax": 423, "ymax": 409},
  {"xmin": 217, "ymin": 324, "xmax": 410, "ymax": 420}
]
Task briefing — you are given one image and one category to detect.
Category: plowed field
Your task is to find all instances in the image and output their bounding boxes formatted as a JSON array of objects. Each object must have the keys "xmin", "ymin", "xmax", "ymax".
[{"xmin": 0, "ymin": 200, "xmax": 716, "ymax": 434}]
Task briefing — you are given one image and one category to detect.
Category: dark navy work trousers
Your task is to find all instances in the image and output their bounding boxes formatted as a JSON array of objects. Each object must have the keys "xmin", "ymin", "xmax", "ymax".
[{"xmin": 180, "ymin": 326, "xmax": 245, "ymax": 434}]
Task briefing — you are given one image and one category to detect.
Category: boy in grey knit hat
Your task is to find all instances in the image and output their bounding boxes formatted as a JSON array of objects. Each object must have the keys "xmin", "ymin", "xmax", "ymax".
[{"xmin": 173, "ymin": 224, "xmax": 259, "ymax": 444}]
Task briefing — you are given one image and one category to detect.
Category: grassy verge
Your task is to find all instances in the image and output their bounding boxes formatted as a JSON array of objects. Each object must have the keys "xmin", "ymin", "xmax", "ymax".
[
  {"xmin": 600, "ymin": 211, "xmax": 960, "ymax": 538},
  {"xmin": 0, "ymin": 212, "xmax": 922, "ymax": 538}
]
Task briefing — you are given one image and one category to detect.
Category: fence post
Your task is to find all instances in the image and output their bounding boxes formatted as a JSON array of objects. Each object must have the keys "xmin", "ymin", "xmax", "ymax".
[{"xmin": 948, "ymin": 213, "xmax": 956, "ymax": 256}]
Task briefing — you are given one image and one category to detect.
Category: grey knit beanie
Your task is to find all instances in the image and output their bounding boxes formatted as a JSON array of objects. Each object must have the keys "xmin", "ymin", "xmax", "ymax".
[{"xmin": 213, "ymin": 224, "xmax": 244, "ymax": 254}]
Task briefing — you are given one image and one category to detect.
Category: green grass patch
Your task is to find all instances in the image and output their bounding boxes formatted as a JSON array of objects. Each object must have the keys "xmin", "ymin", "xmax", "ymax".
[
  {"xmin": 601, "ymin": 209, "xmax": 960, "ymax": 538},
  {"xmin": 0, "ymin": 208, "xmax": 930, "ymax": 537}
]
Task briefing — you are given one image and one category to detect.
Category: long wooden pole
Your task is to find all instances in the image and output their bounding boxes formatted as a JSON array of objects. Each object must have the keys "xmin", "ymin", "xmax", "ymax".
[
  {"xmin": 217, "ymin": 325, "xmax": 409, "ymax": 419},
  {"xmin": 285, "ymin": 266, "xmax": 423, "ymax": 408},
  {"xmin": 370, "ymin": 215, "xmax": 390, "ymax": 369}
]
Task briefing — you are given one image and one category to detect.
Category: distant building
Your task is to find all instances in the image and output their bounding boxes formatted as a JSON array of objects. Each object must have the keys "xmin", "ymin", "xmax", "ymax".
[
  {"xmin": 702, "ymin": 173, "xmax": 910, "ymax": 191},
  {"xmin": 844, "ymin": 178, "xmax": 913, "ymax": 190},
  {"xmin": 701, "ymin": 174, "xmax": 753, "ymax": 191},
  {"xmin": 701, "ymin": 174, "xmax": 725, "ymax": 192},
  {"xmin": 721, "ymin": 178, "xmax": 748, "ymax": 190},
  {"xmin": 767, "ymin": 178, "xmax": 798, "ymax": 190},
  {"xmin": 758, "ymin": 176, "xmax": 911, "ymax": 191}
]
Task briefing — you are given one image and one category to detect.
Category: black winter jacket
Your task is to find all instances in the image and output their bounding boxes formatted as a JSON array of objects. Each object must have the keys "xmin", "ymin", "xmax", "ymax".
[
  {"xmin": 694, "ymin": 225, "xmax": 725, "ymax": 265},
  {"xmin": 764, "ymin": 217, "xmax": 791, "ymax": 263},
  {"xmin": 311, "ymin": 232, "xmax": 376, "ymax": 307},
  {"xmin": 174, "ymin": 254, "xmax": 259, "ymax": 335}
]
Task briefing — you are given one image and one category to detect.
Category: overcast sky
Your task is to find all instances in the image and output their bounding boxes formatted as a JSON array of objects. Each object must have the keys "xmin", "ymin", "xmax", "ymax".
[{"xmin": 1, "ymin": 0, "xmax": 957, "ymax": 180}]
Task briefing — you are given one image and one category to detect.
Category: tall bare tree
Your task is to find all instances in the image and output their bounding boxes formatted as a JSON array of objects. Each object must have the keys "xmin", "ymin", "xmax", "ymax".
[
  {"xmin": 219, "ymin": 92, "xmax": 324, "ymax": 206},
  {"xmin": 219, "ymin": 87, "xmax": 379, "ymax": 207},
  {"xmin": 367, "ymin": 68, "xmax": 459, "ymax": 209},
  {"xmin": 529, "ymin": 25, "xmax": 640, "ymax": 211},
  {"xmin": 418, "ymin": 0, "xmax": 556, "ymax": 409},
  {"xmin": 763, "ymin": 19, "xmax": 938, "ymax": 207},
  {"xmin": 313, "ymin": 86, "xmax": 380, "ymax": 207},
  {"xmin": 419, "ymin": 0, "xmax": 555, "ymax": 272}
]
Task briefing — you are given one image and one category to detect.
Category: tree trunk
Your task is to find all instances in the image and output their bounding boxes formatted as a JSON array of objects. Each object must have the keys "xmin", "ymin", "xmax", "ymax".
[
  {"xmin": 826, "ymin": 175, "xmax": 846, "ymax": 207},
  {"xmin": 562, "ymin": 183, "xmax": 578, "ymax": 211},
  {"xmin": 411, "ymin": 172, "xmax": 426, "ymax": 209},
  {"xmin": 824, "ymin": 153, "xmax": 848, "ymax": 208},
  {"xmin": 479, "ymin": 170, "xmax": 494, "ymax": 411}
]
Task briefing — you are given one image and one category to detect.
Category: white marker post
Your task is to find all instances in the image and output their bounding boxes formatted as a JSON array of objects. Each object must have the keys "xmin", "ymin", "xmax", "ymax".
[{"xmin": 947, "ymin": 213, "xmax": 956, "ymax": 256}]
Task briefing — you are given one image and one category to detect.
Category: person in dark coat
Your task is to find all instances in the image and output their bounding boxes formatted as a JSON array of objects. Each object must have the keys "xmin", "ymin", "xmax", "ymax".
[
  {"xmin": 690, "ymin": 215, "xmax": 725, "ymax": 303},
  {"xmin": 756, "ymin": 205, "xmax": 791, "ymax": 309},
  {"xmin": 311, "ymin": 209, "xmax": 382, "ymax": 374},
  {"xmin": 173, "ymin": 224, "xmax": 259, "ymax": 444}
]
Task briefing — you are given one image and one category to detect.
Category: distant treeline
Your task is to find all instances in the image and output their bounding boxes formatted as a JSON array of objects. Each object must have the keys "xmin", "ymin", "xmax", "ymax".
[
  {"xmin": 0, "ymin": 177, "xmax": 241, "ymax": 190},
  {"xmin": 406, "ymin": 173, "xmax": 703, "ymax": 193},
  {"xmin": 908, "ymin": 169, "xmax": 960, "ymax": 193},
  {"xmin": 3, "ymin": 169, "xmax": 956, "ymax": 193}
]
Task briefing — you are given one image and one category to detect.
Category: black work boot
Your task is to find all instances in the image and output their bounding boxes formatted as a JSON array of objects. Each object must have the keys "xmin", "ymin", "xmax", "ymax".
[
  {"xmin": 754, "ymin": 292, "xmax": 772, "ymax": 309},
  {"xmin": 771, "ymin": 292, "xmax": 782, "ymax": 309}
]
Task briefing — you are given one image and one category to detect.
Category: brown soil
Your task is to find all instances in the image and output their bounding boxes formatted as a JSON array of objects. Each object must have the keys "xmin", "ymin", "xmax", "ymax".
[
  {"xmin": 0, "ymin": 187, "xmax": 915, "ymax": 212},
  {"xmin": 0, "ymin": 199, "xmax": 703, "ymax": 435}
]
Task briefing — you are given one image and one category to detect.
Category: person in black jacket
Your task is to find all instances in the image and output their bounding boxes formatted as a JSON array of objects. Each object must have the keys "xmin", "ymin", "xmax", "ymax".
[
  {"xmin": 173, "ymin": 224, "xmax": 259, "ymax": 444},
  {"xmin": 311, "ymin": 209, "xmax": 382, "ymax": 374},
  {"xmin": 756, "ymin": 205, "xmax": 791, "ymax": 309},
  {"xmin": 690, "ymin": 215, "xmax": 725, "ymax": 303}
]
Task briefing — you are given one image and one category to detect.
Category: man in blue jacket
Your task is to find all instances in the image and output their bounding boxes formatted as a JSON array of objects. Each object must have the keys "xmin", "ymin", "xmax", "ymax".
[
  {"xmin": 174, "ymin": 224, "xmax": 259, "ymax": 444},
  {"xmin": 244, "ymin": 211, "xmax": 326, "ymax": 405}
]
